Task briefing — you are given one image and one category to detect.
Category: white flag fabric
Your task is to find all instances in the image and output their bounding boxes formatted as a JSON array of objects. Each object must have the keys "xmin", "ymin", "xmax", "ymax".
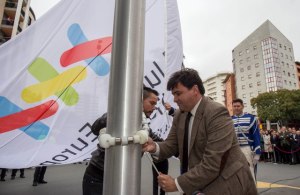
[{"xmin": 0, "ymin": 0, "xmax": 182, "ymax": 168}]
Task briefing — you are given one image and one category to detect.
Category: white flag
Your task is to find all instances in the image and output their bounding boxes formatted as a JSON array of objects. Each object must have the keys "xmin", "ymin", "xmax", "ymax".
[{"xmin": 0, "ymin": 0, "xmax": 182, "ymax": 168}]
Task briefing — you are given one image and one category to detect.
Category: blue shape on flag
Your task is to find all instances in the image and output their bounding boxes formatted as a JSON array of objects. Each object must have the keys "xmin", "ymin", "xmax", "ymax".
[
  {"xmin": 0, "ymin": 96, "xmax": 50, "ymax": 140},
  {"xmin": 67, "ymin": 23, "xmax": 110, "ymax": 76}
]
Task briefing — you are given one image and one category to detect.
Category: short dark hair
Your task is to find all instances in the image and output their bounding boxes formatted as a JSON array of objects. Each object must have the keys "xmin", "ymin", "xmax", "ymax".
[
  {"xmin": 167, "ymin": 68, "xmax": 205, "ymax": 95},
  {"xmin": 232, "ymin": 98, "xmax": 244, "ymax": 105},
  {"xmin": 143, "ymin": 86, "xmax": 159, "ymax": 100}
]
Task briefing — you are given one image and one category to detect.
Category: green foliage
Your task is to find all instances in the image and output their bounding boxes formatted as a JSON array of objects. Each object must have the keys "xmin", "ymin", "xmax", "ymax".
[{"xmin": 251, "ymin": 89, "xmax": 300, "ymax": 125}]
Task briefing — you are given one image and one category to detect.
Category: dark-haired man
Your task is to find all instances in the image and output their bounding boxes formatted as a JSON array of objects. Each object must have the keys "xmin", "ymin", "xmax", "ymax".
[
  {"xmin": 82, "ymin": 87, "xmax": 168, "ymax": 195},
  {"xmin": 232, "ymin": 98, "xmax": 261, "ymax": 181},
  {"xmin": 143, "ymin": 68, "xmax": 257, "ymax": 195}
]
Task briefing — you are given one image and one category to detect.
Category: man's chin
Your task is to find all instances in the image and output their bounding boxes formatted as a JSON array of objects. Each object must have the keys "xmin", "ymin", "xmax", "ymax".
[
  {"xmin": 178, "ymin": 107, "xmax": 186, "ymax": 112},
  {"xmin": 145, "ymin": 112, "xmax": 151, "ymax": 118}
]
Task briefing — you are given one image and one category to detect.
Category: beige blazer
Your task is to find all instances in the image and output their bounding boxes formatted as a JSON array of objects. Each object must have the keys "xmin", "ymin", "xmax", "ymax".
[{"xmin": 158, "ymin": 97, "xmax": 257, "ymax": 195}]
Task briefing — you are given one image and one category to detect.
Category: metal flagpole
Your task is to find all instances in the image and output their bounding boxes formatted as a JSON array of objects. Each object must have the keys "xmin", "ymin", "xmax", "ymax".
[{"xmin": 103, "ymin": 0, "xmax": 145, "ymax": 195}]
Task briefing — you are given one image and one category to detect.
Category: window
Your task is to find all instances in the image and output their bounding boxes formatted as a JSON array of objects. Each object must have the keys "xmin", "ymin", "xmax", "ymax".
[
  {"xmin": 253, "ymin": 45, "xmax": 257, "ymax": 50},
  {"xmin": 289, "ymin": 81, "xmax": 292, "ymax": 86},
  {"xmin": 250, "ymin": 92, "xmax": 254, "ymax": 97},
  {"xmin": 283, "ymin": 71, "xmax": 286, "ymax": 75},
  {"xmin": 290, "ymin": 56, "xmax": 293, "ymax": 61},
  {"xmin": 289, "ymin": 48, "xmax": 292, "ymax": 52},
  {"xmin": 246, "ymin": 49, "xmax": 250, "ymax": 53},
  {"xmin": 239, "ymin": 51, "xmax": 243, "ymax": 56},
  {"xmin": 284, "ymin": 46, "xmax": 287, "ymax": 50},
  {"xmin": 279, "ymin": 44, "xmax": 282, "ymax": 48},
  {"xmin": 249, "ymin": 83, "xmax": 253, "ymax": 88},
  {"xmin": 241, "ymin": 76, "xmax": 245, "ymax": 81},
  {"xmin": 284, "ymin": 80, "xmax": 287, "ymax": 84},
  {"xmin": 288, "ymin": 72, "xmax": 291, "ymax": 77},
  {"xmin": 254, "ymin": 54, "xmax": 258, "ymax": 59},
  {"xmin": 248, "ymin": 74, "xmax": 252, "ymax": 79},
  {"xmin": 247, "ymin": 66, "xmax": 251, "ymax": 70},
  {"xmin": 256, "ymin": 72, "xmax": 260, "ymax": 77},
  {"xmin": 294, "ymin": 83, "xmax": 297, "ymax": 87},
  {"xmin": 286, "ymin": 54, "xmax": 288, "ymax": 59},
  {"xmin": 242, "ymin": 94, "xmax": 246, "ymax": 98},
  {"xmin": 240, "ymin": 68, "xmax": 244, "ymax": 72},
  {"xmin": 257, "ymin": 81, "xmax": 261, "ymax": 86},
  {"xmin": 255, "ymin": 63, "xmax": 259, "ymax": 68}
]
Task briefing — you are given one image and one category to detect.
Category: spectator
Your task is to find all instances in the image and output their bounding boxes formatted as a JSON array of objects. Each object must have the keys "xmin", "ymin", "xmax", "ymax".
[
  {"xmin": 32, "ymin": 166, "xmax": 47, "ymax": 186},
  {"xmin": 263, "ymin": 131, "xmax": 272, "ymax": 162},
  {"xmin": 0, "ymin": 169, "xmax": 7, "ymax": 181},
  {"xmin": 270, "ymin": 130, "xmax": 281, "ymax": 163},
  {"xmin": 11, "ymin": 169, "xmax": 25, "ymax": 179}
]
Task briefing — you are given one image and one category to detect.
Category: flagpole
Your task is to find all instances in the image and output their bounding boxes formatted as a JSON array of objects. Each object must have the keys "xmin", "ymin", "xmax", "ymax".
[{"xmin": 103, "ymin": 0, "xmax": 145, "ymax": 195}]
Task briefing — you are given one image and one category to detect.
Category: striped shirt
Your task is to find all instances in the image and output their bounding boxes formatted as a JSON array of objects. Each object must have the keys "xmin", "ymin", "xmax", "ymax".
[{"xmin": 232, "ymin": 113, "xmax": 261, "ymax": 155}]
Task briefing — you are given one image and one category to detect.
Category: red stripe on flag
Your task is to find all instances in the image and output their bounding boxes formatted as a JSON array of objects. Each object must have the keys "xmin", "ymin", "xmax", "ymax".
[
  {"xmin": 0, "ymin": 100, "xmax": 59, "ymax": 133},
  {"xmin": 60, "ymin": 37, "xmax": 112, "ymax": 67}
]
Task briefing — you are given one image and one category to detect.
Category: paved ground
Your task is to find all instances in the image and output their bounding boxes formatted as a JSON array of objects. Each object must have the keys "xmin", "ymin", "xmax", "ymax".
[{"xmin": 0, "ymin": 157, "xmax": 300, "ymax": 195}]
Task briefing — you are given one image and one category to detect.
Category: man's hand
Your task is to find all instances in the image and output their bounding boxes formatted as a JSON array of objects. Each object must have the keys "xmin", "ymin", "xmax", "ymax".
[
  {"xmin": 158, "ymin": 173, "xmax": 177, "ymax": 192},
  {"xmin": 142, "ymin": 137, "xmax": 156, "ymax": 153},
  {"xmin": 253, "ymin": 154, "xmax": 260, "ymax": 165},
  {"xmin": 164, "ymin": 103, "xmax": 172, "ymax": 111}
]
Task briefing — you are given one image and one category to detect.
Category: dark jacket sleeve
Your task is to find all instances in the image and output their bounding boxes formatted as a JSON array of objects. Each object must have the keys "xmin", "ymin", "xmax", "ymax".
[
  {"xmin": 168, "ymin": 107, "xmax": 175, "ymax": 117},
  {"xmin": 91, "ymin": 113, "xmax": 107, "ymax": 136}
]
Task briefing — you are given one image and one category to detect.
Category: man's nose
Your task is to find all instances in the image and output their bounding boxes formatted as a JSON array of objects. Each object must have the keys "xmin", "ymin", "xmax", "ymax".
[{"xmin": 173, "ymin": 96, "xmax": 178, "ymax": 103}]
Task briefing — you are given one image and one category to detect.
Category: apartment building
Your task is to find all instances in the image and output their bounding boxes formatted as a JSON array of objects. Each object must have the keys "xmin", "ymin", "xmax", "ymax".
[
  {"xmin": 232, "ymin": 20, "xmax": 299, "ymax": 114},
  {"xmin": 203, "ymin": 72, "xmax": 231, "ymax": 106},
  {"xmin": 223, "ymin": 73, "xmax": 236, "ymax": 115},
  {"xmin": 296, "ymin": 61, "xmax": 300, "ymax": 88},
  {"xmin": 0, "ymin": 0, "xmax": 35, "ymax": 45}
]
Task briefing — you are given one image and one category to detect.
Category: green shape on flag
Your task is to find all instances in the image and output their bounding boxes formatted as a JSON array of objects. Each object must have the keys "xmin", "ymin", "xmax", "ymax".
[{"xmin": 28, "ymin": 58, "xmax": 79, "ymax": 106}]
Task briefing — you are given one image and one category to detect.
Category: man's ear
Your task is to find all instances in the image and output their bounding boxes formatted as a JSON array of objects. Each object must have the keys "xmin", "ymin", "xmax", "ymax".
[{"xmin": 193, "ymin": 85, "xmax": 199, "ymax": 93}]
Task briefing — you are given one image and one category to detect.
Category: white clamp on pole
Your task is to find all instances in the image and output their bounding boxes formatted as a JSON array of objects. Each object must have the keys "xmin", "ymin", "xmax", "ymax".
[{"xmin": 98, "ymin": 113, "xmax": 150, "ymax": 149}]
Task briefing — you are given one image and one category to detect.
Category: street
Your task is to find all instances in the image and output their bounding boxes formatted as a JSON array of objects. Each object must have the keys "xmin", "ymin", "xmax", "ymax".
[{"xmin": 0, "ymin": 157, "xmax": 300, "ymax": 195}]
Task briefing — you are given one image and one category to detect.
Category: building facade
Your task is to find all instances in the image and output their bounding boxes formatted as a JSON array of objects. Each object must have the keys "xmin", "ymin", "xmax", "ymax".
[
  {"xmin": 223, "ymin": 73, "xmax": 236, "ymax": 116},
  {"xmin": 203, "ymin": 72, "xmax": 231, "ymax": 106},
  {"xmin": 0, "ymin": 0, "xmax": 35, "ymax": 45},
  {"xmin": 296, "ymin": 61, "xmax": 300, "ymax": 88},
  {"xmin": 232, "ymin": 20, "xmax": 299, "ymax": 114}
]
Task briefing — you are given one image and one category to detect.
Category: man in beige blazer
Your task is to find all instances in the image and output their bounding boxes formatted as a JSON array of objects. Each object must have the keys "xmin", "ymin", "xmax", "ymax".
[{"xmin": 143, "ymin": 68, "xmax": 257, "ymax": 195}]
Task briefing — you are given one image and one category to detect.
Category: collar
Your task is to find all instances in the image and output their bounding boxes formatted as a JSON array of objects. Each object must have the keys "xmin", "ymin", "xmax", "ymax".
[
  {"xmin": 234, "ymin": 113, "xmax": 245, "ymax": 117},
  {"xmin": 190, "ymin": 98, "xmax": 202, "ymax": 116}
]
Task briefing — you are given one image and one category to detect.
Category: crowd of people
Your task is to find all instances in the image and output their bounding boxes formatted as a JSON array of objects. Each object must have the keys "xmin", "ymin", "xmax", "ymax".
[{"xmin": 260, "ymin": 126, "xmax": 300, "ymax": 165}]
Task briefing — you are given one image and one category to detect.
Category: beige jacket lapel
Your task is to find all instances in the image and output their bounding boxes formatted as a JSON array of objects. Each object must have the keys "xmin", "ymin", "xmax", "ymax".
[{"xmin": 189, "ymin": 97, "xmax": 206, "ymax": 155}]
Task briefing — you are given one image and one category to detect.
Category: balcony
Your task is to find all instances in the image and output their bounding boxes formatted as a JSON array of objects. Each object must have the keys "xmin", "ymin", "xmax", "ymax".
[
  {"xmin": 5, "ymin": 1, "xmax": 17, "ymax": 9},
  {"xmin": 4, "ymin": 1, "xmax": 25, "ymax": 23},
  {"xmin": 0, "ymin": 18, "xmax": 13, "ymax": 37}
]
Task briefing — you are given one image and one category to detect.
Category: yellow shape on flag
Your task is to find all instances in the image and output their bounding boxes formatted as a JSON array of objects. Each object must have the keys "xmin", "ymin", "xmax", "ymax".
[
  {"xmin": 257, "ymin": 181, "xmax": 300, "ymax": 190},
  {"xmin": 22, "ymin": 66, "xmax": 87, "ymax": 103}
]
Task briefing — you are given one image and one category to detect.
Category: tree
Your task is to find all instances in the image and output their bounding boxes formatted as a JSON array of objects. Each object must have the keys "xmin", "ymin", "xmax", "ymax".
[{"xmin": 251, "ymin": 89, "xmax": 300, "ymax": 126}]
